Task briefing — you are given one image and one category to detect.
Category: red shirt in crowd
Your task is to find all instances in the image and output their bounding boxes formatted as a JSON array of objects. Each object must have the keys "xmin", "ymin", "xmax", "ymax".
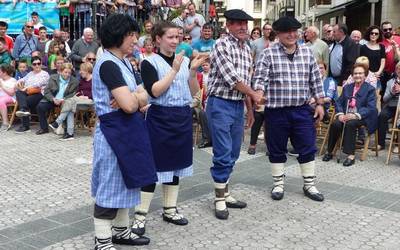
[
  {"xmin": 2, "ymin": 35, "xmax": 14, "ymax": 52},
  {"xmin": 381, "ymin": 35, "xmax": 400, "ymax": 73}
]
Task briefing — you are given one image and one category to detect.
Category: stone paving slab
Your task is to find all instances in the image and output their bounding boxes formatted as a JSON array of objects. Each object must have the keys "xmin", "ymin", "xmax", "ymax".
[{"xmin": 42, "ymin": 184, "xmax": 400, "ymax": 250}]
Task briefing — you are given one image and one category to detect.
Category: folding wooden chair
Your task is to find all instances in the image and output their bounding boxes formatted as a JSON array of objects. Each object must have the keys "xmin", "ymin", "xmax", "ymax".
[
  {"xmin": 386, "ymin": 98, "xmax": 400, "ymax": 164},
  {"xmin": 318, "ymin": 107, "xmax": 335, "ymax": 156},
  {"xmin": 6, "ymin": 102, "xmax": 18, "ymax": 130}
]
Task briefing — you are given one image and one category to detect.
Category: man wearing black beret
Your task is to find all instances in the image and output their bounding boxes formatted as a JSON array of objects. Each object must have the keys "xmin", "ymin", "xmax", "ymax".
[
  {"xmin": 206, "ymin": 9, "xmax": 263, "ymax": 220},
  {"xmin": 253, "ymin": 16, "xmax": 325, "ymax": 202}
]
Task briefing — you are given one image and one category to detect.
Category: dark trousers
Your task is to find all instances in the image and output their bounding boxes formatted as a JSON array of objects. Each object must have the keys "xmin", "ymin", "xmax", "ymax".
[
  {"xmin": 378, "ymin": 105, "xmax": 397, "ymax": 147},
  {"xmin": 199, "ymin": 109, "xmax": 211, "ymax": 143},
  {"xmin": 15, "ymin": 91, "xmax": 43, "ymax": 128},
  {"xmin": 250, "ymin": 111, "xmax": 264, "ymax": 145},
  {"xmin": 328, "ymin": 119, "xmax": 365, "ymax": 155},
  {"xmin": 36, "ymin": 101, "xmax": 55, "ymax": 130},
  {"xmin": 264, "ymin": 105, "xmax": 316, "ymax": 164}
]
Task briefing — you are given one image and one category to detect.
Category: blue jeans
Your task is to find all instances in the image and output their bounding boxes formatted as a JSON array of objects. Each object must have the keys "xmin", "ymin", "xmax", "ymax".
[
  {"xmin": 264, "ymin": 105, "xmax": 317, "ymax": 164},
  {"xmin": 206, "ymin": 96, "xmax": 244, "ymax": 183}
]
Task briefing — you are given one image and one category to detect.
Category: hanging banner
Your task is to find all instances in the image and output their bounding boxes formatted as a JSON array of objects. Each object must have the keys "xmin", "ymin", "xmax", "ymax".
[{"xmin": 0, "ymin": 2, "xmax": 60, "ymax": 34}]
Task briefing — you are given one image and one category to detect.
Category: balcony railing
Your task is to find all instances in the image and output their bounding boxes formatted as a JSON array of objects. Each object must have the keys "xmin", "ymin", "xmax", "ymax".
[{"xmin": 309, "ymin": 0, "xmax": 332, "ymax": 8}]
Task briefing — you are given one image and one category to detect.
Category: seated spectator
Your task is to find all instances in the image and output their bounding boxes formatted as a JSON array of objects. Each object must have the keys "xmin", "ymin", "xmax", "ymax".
[
  {"xmin": 37, "ymin": 27, "xmax": 49, "ymax": 55},
  {"xmin": 83, "ymin": 51, "xmax": 96, "ymax": 65},
  {"xmin": 48, "ymin": 56, "xmax": 66, "ymax": 75},
  {"xmin": 139, "ymin": 37, "xmax": 155, "ymax": 62},
  {"xmin": 69, "ymin": 27, "xmax": 99, "ymax": 76},
  {"xmin": 50, "ymin": 63, "xmax": 92, "ymax": 140},
  {"xmin": 36, "ymin": 62, "xmax": 78, "ymax": 136},
  {"xmin": 310, "ymin": 61, "xmax": 337, "ymax": 122},
  {"xmin": 0, "ymin": 64, "xmax": 17, "ymax": 130},
  {"xmin": 0, "ymin": 37, "xmax": 12, "ymax": 66},
  {"xmin": 12, "ymin": 21, "xmax": 38, "ymax": 62},
  {"xmin": 323, "ymin": 64, "xmax": 378, "ymax": 167},
  {"xmin": 14, "ymin": 56, "xmax": 50, "ymax": 133},
  {"xmin": 377, "ymin": 62, "xmax": 400, "ymax": 150},
  {"xmin": 138, "ymin": 20, "xmax": 153, "ymax": 48},
  {"xmin": 344, "ymin": 56, "xmax": 378, "ymax": 88},
  {"xmin": 15, "ymin": 60, "xmax": 29, "ymax": 80},
  {"xmin": 0, "ymin": 21, "xmax": 14, "ymax": 53},
  {"xmin": 48, "ymin": 42, "xmax": 62, "ymax": 70}
]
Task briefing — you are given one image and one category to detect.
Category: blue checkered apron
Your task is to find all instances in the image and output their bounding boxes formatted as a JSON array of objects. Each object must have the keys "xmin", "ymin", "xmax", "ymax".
[
  {"xmin": 91, "ymin": 50, "xmax": 140, "ymax": 208},
  {"xmin": 145, "ymin": 54, "xmax": 194, "ymax": 183}
]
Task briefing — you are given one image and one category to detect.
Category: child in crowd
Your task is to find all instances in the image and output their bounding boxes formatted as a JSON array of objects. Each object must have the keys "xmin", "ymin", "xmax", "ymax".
[
  {"xmin": 0, "ymin": 64, "xmax": 17, "ymax": 131},
  {"xmin": 15, "ymin": 60, "xmax": 29, "ymax": 80},
  {"xmin": 48, "ymin": 41, "xmax": 62, "ymax": 70},
  {"xmin": 0, "ymin": 37, "xmax": 12, "ymax": 66}
]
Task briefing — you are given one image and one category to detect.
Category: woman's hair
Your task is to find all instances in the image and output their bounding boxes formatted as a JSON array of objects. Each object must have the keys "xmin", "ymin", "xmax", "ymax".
[
  {"xmin": 48, "ymin": 41, "xmax": 60, "ymax": 55},
  {"xmin": 151, "ymin": 21, "xmax": 177, "ymax": 42},
  {"xmin": 364, "ymin": 25, "xmax": 383, "ymax": 42},
  {"xmin": 99, "ymin": 14, "xmax": 140, "ymax": 49},
  {"xmin": 143, "ymin": 37, "xmax": 154, "ymax": 46},
  {"xmin": 250, "ymin": 27, "xmax": 261, "ymax": 39},
  {"xmin": 31, "ymin": 56, "xmax": 42, "ymax": 63},
  {"xmin": 317, "ymin": 60, "xmax": 327, "ymax": 70},
  {"xmin": 55, "ymin": 55, "xmax": 65, "ymax": 63},
  {"xmin": 355, "ymin": 56, "xmax": 370, "ymax": 69},
  {"xmin": 80, "ymin": 62, "xmax": 93, "ymax": 74},
  {"xmin": 352, "ymin": 63, "xmax": 369, "ymax": 77},
  {"xmin": 60, "ymin": 62, "xmax": 73, "ymax": 72},
  {"xmin": 396, "ymin": 61, "xmax": 400, "ymax": 70},
  {"xmin": 0, "ymin": 64, "xmax": 15, "ymax": 76}
]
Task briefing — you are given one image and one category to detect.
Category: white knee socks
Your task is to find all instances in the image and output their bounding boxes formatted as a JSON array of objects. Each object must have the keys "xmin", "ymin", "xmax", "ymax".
[
  {"xmin": 300, "ymin": 161, "xmax": 320, "ymax": 194},
  {"xmin": 271, "ymin": 163, "xmax": 285, "ymax": 193}
]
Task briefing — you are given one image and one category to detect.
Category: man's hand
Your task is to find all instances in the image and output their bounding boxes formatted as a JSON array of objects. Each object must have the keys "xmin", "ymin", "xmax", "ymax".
[
  {"xmin": 314, "ymin": 105, "xmax": 324, "ymax": 124},
  {"xmin": 245, "ymin": 110, "xmax": 255, "ymax": 129},
  {"xmin": 392, "ymin": 84, "xmax": 400, "ymax": 94},
  {"xmin": 251, "ymin": 90, "xmax": 264, "ymax": 104},
  {"xmin": 338, "ymin": 114, "xmax": 346, "ymax": 123},
  {"xmin": 110, "ymin": 98, "xmax": 120, "ymax": 109}
]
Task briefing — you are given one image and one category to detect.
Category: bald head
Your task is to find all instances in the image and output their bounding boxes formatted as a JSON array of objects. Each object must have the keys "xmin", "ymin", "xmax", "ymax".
[
  {"xmin": 305, "ymin": 26, "xmax": 319, "ymax": 42},
  {"xmin": 350, "ymin": 30, "xmax": 362, "ymax": 44}
]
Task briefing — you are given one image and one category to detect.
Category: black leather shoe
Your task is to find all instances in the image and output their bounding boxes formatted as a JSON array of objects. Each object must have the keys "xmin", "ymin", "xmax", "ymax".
[
  {"xmin": 247, "ymin": 147, "xmax": 256, "ymax": 155},
  {"xmin": 215, "ymin": 208, "xmax": 229, "ymax": 220},
  {"xmin": 162, "ymin": 213, "xmax": 189, "ymax": 225},
  {"xmin": 198, "ymin": 141, "xmax": 212, "ymax": 148},
  {"xmin": 322, "ymin": 153, "xmax": 333, "ymax": 162},
  {"xmin": 35, "ymin": 129, "xmax": 49, "ymax": 135},
  {"xmin": 303, "ymin": 187, "xmax": 324, "ymax": 202},
  {"xmin": 271, "ymin": 191, "xmax": 284, "ymax": 200},
  {"xmin": 226, "ymin": 200, "xmax": 247, "ymax": 209},
  {"xmin": 112, "ymin": 235, "xmax": 150, "ymax": 246},
  {"xmin": 343, "ymin": 158, "xmax": 355, "ymax": 167}
]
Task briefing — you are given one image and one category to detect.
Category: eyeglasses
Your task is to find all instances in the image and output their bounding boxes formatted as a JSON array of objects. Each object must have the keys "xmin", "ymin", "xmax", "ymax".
[
  {"xmin": 370, "ymin": 32, "xmax": 379, "ymax": 36},
  {"xmin": 32, "ymin": 62, "xmax": 41, "ymax": 66},
  {"xmin": 26, "ymin": 26, "xmax": 34, "ymax": 29},
  {"xmin": 87, "ymin": 58, "xmax": 96, "ymax": 61},
  {"xmin": 383, "ymin": 28, "xmax": 393, "ymax": 32},
  {"xmin": 183, "ymin": 37, "xmax": 192, "ymax": 40}
]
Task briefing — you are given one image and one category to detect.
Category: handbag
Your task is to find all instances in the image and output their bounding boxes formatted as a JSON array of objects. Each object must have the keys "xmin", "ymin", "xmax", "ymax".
[{"xmin": 26, "ymin": 87, "xmax": 41, "ymax": 95}]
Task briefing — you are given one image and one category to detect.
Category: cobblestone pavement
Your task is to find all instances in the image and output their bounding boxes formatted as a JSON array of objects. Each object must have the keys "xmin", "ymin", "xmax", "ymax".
[{"xmin": 1, "ymin": 127, "xmax": 400, "ymax": 249}]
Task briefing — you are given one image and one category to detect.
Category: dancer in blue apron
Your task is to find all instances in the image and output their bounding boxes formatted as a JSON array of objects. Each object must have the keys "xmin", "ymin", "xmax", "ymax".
[
  {"xmin": 91, "ymin": 14, "xmax": 157, "ymax": 250},
  {"xmin": 131, "ymin": 21, "xmax": 207, "ymax": 236}
]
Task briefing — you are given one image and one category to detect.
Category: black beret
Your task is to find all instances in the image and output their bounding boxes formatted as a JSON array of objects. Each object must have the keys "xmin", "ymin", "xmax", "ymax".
[
  {"xmin": 272, "ymin": 16, "xmax": 302, "ymax": 32},
  {"xmin": 224, "ymin": 9, "xmax": 254, "ymax": 21}
]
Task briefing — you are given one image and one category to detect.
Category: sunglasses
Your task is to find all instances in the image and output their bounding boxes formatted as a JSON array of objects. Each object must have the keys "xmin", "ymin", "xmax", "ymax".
[
  {"xmin": 383, "ymin": 28, "xmax": 392, "ymax": 32},
  {"xmin": 32, "ymin": 62, "xmax": 41, "ymax": 66},
  {"xmin": 26, "ymin": 26, "xmax": 34, "ymax": 29},
  {"xmin": 183, "ymin": 37, "xmax": 192, "ymax": 40},
  {"xmin": 87, "ymin": 58, "xmax": 96, "ymax": 61},
  {"xmin": 370, "ymin": 32, "xmax": 379, "ymax": 36},
  {"xmin": 327, "ymin": 30, "xmax": 333, "ymax": 33}
]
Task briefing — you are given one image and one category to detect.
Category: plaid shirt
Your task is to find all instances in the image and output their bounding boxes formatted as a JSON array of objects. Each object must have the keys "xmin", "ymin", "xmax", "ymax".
[
  {"xmin": 253, "ymin": 43, "xmax": 324, "ymax": 108},
  {"xmin": 207, "ymin": 34, "xmax": 253, "ymax": 101}
]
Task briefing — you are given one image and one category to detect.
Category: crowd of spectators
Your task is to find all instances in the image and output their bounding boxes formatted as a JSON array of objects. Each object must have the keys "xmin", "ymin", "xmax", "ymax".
[{"xmin": 1, "ymin": 0, "xmax": 400, "ymax": 166}]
